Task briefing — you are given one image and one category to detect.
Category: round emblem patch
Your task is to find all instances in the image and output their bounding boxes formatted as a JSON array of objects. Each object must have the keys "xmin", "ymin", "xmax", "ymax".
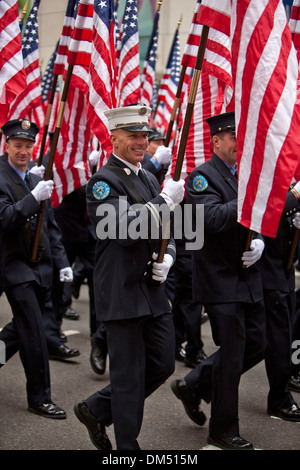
[
  {"xmin": 92, "ymin": 181, "xmax": 110, "ymax": 200},
  {"xmin": 193, "ymin": 175, "xmax": 208, "ymax": 192}
]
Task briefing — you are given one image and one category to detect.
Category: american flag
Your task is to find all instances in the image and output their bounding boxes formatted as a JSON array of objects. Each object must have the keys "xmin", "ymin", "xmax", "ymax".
[
  {"xmin": 140, "ymin": 8, "xmax": 160, "ymax": 109},
  {"xmin": 231, "ymin": 0, "xmax": 300, "ymax": 238},
  {"xmin": 167, "ymin": 0, "xmax": 234, "ymax": 182},
  {"xmin": 0, "ymin": 0, "xmax": 27, "ymax": 126},
  {"xmin": 53, "ymin": 0, "xmax": 79, "ymax": 77},
  {"xmin": 154, "ymin": 26, "xmax": 181, "ymax": 133},
  {"xmin": 86, "ymin": 0, "xmax": 117, "ymax": 167},
  {"xmin": 7, "ymin": 0, "xmax": 42, "ymax": 121},
  {"xmin": 116, "ymin": 0, "xmax": 141, "ymax": 107}
]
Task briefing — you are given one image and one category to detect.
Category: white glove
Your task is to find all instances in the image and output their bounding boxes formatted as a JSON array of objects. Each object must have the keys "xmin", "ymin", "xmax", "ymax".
[
  {"xmin": 160, "ymin": 178, "xmax": 185, "ymax": 210},
  {"xmin": 293, "ymin": 212, "xmax": 300, "ymax": 229},
  {"xmin": 30, "ymin": 165, "xmax": 45, "ymax": 178},
  {"xmin": 89, "ymin": 150, "xmax": 100, "ymax": 167},
  {"xmin": 152, "ymin": 252, "xmax": 174, "ymax": 283},
  {"xmin": 242, "ymin": 238, "xmax": 265, "ymax": 268},
  {"xmin": 59, "ymin": 267, "xmax": 73, "ymax": 282},
  {"xmin": 31, "ymin": 180, "xmax": 54, "ymax": 202},
  {"xmin": 153, "ymin": 146, "xmax": 172, "ymax": 165}
]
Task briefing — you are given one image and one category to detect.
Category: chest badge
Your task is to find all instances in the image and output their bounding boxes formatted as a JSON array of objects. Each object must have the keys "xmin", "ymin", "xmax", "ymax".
[{"xmin": 92, "ymin": 181, "xmax": 110, "ymax": 200}]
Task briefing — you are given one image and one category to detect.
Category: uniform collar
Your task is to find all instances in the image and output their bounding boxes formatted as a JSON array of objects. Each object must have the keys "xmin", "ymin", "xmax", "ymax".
[{"xmin": 112, "ymin": 153, "xmax": 142, "ymax": 175}]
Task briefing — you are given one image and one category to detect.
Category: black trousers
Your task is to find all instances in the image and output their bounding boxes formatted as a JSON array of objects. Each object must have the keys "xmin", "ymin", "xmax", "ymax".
[
  {"xmin": 264, "ymin": 289, "xmax": 295, "ymax": 410},
  {"xmin": 185, "ymin": 300, "xmax": 266, "ymax": 439},
  {"xmin": 85, "ymin": 312, "xmax": 175, "ymax": 450},
  {"xmin": 0, "ymin": 281, "xmax": 51, "ymax": 406}
]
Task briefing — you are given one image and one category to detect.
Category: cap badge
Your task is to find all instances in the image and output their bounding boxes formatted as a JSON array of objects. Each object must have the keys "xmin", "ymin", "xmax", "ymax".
[
  {"xmin": 138, "ymin": 106, "xmax": 148, "ymax": 116},
  {"xmin": 92, "ymin": 181, "xmax": 110, "ymax": 200},
  {"xmin": 21, "ymin": 120, "xmax": 31, "ymax": 130},
  {"xmin": 193, "ymin": 175, "xmax": 208, "ymax": 193}
]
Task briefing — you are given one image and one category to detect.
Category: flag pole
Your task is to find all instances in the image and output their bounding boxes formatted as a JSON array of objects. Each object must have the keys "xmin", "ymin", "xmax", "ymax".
[
  {"xmin": 156, "ymin": 24, "xmax": 210, "ymax": 263},
  {"xmin": 31, "ymin": 64, "xmax": 74, "ymax": 262},
  {"xmin": 36, "ymin": 74, "xmax": 59, "ymax": 166},
  {"xmin": 287, "ymin": 229, "xmax": 299, "ymax": 271}
]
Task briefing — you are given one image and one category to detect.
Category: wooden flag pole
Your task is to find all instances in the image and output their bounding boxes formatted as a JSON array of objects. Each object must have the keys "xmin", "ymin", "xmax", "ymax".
[
  {"xmin": 37, "ymin": 74, "xmax": 59, "ymax": 167},
  {"xmin": 156, "ymin": 24, "xmax": 210, "ymax": 263},
  {"xmin": 31, "ymin": 64, "xmax": 74, "ymax": 262}
]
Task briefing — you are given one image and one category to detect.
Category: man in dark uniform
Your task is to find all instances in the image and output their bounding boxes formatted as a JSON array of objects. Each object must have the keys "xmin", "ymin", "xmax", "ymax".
[
  {"xmin": 74, "ymin": 104, "xmax": 185, "ymax": 450},
  {"xmin": 0, "ymin": 119, "xmax": 72, "ymax": 418},
  {"xmin": 171, "ymin": 111, "xmax": 266, "ymax": 450},
  {"xmin": 260, "ymin": 187, "xmax": 300, "ymax": 421}
]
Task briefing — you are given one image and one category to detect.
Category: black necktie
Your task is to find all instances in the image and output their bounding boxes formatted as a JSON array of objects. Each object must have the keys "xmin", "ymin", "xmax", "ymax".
[
  {"xmin": 138, "ymin": 169, "xmax": 147, "ymax": 185},
  {"xmin": 25, "ymin": 173, "xmax": 31, "ymax": 186}
]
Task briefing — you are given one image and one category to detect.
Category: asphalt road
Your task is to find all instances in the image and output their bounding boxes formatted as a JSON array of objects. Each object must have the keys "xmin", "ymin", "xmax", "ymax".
[{"xmin": 0, "ymin": 282, "xmax": 300, "ymax": 452}]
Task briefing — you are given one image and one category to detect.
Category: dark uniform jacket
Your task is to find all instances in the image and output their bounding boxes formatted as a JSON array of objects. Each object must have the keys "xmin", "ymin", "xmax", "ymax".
[
  {"xmin": 86, "ymin": 154, "xmax": 176, "ymax": 322},
  {"xmin": 0, "ymin": 157, "xmax": 69, "ymax": 289},
  {"xmin": 186, "ymin": 152, "xmax": 264, "ymax": 304},
  {"xmin": 260, "ymin": 190, "xmax": 300, "ymax": 292},
  {"xmin": 53, "ymin": 185, "xmax": 95, "ymax": 244}
]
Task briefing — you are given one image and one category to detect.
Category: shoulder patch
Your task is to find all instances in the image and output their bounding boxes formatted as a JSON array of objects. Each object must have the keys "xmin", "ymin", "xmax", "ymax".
[
  {"xmin": 92, "ymin": 181, "xmax": 110, "ymax": 200},
  {"xmin": 193, "ymin": 175, "xmax": 208, "ymax": 192}
]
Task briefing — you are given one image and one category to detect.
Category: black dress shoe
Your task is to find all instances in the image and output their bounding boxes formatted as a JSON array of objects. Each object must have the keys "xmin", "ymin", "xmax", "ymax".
[
  {"xmin": 28, "ymin": 403, "xmax": 66, "ymax": 419},
  {"xmin": 48, "ymin": 344, "xmax": 80, "ymax": 361},
  {"xmin": 74, "ymin": 401, "xmax": 112, "ymax": 450},
  {"xmin": 207, "ymin": 435, "xmax": 254, "ymax": 450},
  {"xmin": 184, "ymin": 349, "xmax": 207, "ymax": 368},
  {"xmin": 268, "ymin": 403, "xmax": 300, "ymax": 421},
  {"xmin": 90, "ymin": 338, "xmax": 107, "ymax": 375},
  {"xmin": 288, "ymin": 375, "xmax": 300, "ymax": 392},
  {"xmin": 63, "ymin": 307, "xmax": 80, "ymax": 320},
  {"xmin": 170, "ymin": 378, "xmax": 206, "ymax": 426}
]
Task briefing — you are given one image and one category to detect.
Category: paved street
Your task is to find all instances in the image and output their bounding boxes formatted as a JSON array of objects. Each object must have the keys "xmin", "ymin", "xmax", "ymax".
[{"xmin": 0, "ymin": 282, "xmax": 299, "ymax": 451}]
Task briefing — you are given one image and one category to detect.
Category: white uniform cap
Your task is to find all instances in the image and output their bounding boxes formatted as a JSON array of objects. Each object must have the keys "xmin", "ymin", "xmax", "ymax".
[{"xmin": 104, "ymin": 104, "xmax": 152, "ymax": 132}]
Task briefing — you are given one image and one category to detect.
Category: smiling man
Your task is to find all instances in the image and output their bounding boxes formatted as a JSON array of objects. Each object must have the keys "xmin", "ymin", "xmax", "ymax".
[{"xmin": 74, "ymin": 104, "xmax": 185, "ymax": 450}]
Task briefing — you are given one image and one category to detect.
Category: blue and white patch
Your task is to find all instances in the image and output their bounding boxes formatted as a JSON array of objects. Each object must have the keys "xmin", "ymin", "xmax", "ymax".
[
  {"xmin": 193, "ymin": 175, "xmax": 208, "ymax": 192},
  {"xmin": 92, "ymin": 181, "xmax": 110, "ymax": 200}
]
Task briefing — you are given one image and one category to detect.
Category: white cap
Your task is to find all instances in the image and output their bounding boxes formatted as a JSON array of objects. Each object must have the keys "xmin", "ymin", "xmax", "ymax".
[{"xmin": 104, "ymin": 104, "xmax": 152, "ymax": 132}]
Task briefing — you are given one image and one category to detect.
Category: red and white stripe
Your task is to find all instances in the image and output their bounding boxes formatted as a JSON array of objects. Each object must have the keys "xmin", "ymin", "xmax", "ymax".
[
  {"xmin": 53, "ymin": 0, "xmax": 78, "ymax": 77},
  {"xmin": 232, "ymin": 0, "xmax": 300, "ymax": 238},
  {"xmin": 0, "ymin": 0, "xmax": 26, "ymax": 124},
  {"xmin": 196, "ymin": 0, "xmax": 232, "ymax": 36},
  {"xmin": 52, "ymin": 86, "xmax": 91, "ymax": 207},
  {"xmin": 67, "ymin": 0, "xmax": 93, "ymax": 93}
]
